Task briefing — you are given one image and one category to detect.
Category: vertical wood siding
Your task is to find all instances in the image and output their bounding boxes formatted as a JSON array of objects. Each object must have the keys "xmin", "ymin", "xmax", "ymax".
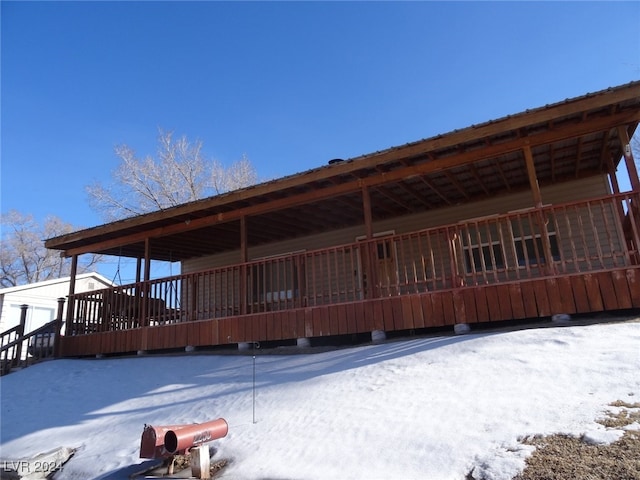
[{"xmin": 59, "ymin": 267, "xmax": 640, "ymax": 357}]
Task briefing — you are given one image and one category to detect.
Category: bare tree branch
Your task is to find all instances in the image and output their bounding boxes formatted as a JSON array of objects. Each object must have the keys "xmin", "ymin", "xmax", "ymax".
[
  {"xmin": 87, "ymin": 129, "xmax": 259, "ymax": 221},
  {"xmin": 0, "ymin": 211, "xmax": 102, "ymax": 287}
]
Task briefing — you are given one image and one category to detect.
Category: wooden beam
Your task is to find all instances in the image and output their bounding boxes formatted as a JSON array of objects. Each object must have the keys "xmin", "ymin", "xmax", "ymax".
[
  {"xmin": 144, "ymin": 238, "xmax": 151, "ymax": 282},
  {"xmin": 50, "ymin": 108, "xmax": 640, "ymax": 252},
  {"xmin": 65, "ymin": 255, "xmax": 78, "ymax": 324},
  {"xmin": 549, "ymin": 144, "xmax": 557, "ymax": 183},
  {"xmin": 396, "ymin": 180, "xmax": 433, "ymax": 208},
  {"xmin": 598, "ymin": 129, "xmax": 612, "ymax": 173},
  {"xmin": 419, "ymin": 176, "xmax": 452, "ymax": 205},
  {"xmin": 374, "ymin": 185, "xmax": 415, "ymax": 212},
  {"xmin": 444, "ymin": 171, "xmax": 469, "ymax": 199},
  {"xmin": 469, "ymin": 164, "xmax": 491, "ymax": 196},
  {"xmin": 334, "ymin": 194, "xmax": 365, "ymax": 213},
  {"xmin": 574, "ymin": 136, "xmax": 584, "ymax": 178},
  {"xmin": 607, "ymin": 153, "xmax": 621, "ymax": 194},
  {"xmin": 240, "ymin": 216, "xmax": 247, "ymax": 263},
  {"xmin": 250, "ymin": 212, "xmax": 311, "ymax": 238},
  {"xmin": 523, "ymin": 143, "xmax": 555, "ymax": 274},
  {"xmin": 58, "ymin": 110, "xmax": 640, "ymax": 257},
  {"xmin": 493, "ymin": 157, "xmax": 512, "ymax": 191},
  {"xmin": 618, "ymin": 125, "xmax": 640, "ymax": 191},
  {"xmin": 240, "ymin": 216, "xmax": 248, "ymax": 315},
  {"xmin": 362, "ymin": 186, "xmax": 373, "ymax": 239},
  {"xmin": 523, "ymin": 144, "xmax": 543, "ymax": 208},
  {"xmin": 136, "ymin": 257, "xmax": 142, "ymax": 283},
  {"xmin": 51, "ymin": 83, "xmax": 640, "ymax": 255}
]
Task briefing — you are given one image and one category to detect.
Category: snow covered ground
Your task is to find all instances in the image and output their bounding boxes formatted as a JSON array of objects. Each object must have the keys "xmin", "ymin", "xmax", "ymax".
[{"xmin": 1, "ymin": 318, "xmax": 639, "ymax": 480}]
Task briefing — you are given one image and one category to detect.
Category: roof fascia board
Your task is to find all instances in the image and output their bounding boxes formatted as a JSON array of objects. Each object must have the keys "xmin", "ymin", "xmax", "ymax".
[
  {"xmin": 48, "ymin": 83, "xmax": 640, "ymax": 252},
  {"xmin": 59, "ymin": 108, "xmax": 640, "ymax": 258}
]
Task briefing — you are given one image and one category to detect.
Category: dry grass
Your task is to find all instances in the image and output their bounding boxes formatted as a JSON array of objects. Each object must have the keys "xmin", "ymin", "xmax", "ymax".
[
  {"xmin": 157, "ymin": 453, "xmax": 230, "ymax": 478},
  {"xmin": 511, "ymin": 401, "xmax": 640, "ymax": 480}
]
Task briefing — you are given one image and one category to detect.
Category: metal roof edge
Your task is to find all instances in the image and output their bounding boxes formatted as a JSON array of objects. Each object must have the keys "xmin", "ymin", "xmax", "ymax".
[{"xmin": 45, "ymin": 79, "xmax": 640, "ymax": 249}]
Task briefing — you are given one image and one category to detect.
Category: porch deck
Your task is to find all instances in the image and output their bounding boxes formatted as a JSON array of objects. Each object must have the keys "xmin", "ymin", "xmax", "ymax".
[{"xmin": 58, "ymin": 191, "xmax": 640, "ymax": 357}]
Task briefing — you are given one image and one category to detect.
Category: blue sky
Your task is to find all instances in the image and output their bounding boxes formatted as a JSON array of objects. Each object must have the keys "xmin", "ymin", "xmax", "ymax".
[{"xmin": 2, "ymin": 1, "xmax": 640, "ymax": 280}]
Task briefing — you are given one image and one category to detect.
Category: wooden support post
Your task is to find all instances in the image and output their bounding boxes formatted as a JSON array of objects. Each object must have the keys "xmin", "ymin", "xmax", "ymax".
[
  {"xmin": 297, "ymin": 255, "xmax": 306, "ymax": 308},
  {"xmin": 142, "ymin": 239, "xmax": 151, "ymax": 324},
  {"xmin": 618, "ymin": 125, "xmax": 640, "ymax": 192},
  {"xmin": 362, "ymin": 185, "xmax": 373, "ymax": 239},
  {"xmin": 14, "ymin": 305, "xmax": 28, "ymax": 367},
  {"xmin": 447, "ymin": 228, "xmax": 463, "ymax": 288},
  {"xmin": 607, "ymin": 154, "xmax": 628, "ymax": 231},
  {"xmin": 189, "ymin": 274, "xmax": 199, "ymax": 322},
  {"xmin": 523, "ymin": 145, "xmax": 556, "ymax": 275},
  {"xmin": 140, "ymin": 239, "xmax": 151, "ymax": 353},
  {"xmin": 136, "ymin": 257, "xmax": 143, "ymax": 283},
  {"xmin": 240, "ymin": 216, "xmax": 248, "ymax": 315},
  {"xmin": 144, "ymin": 238, "xmax": 151, "ymax": 283},
  {"xmin": 608, "ymin": 154, "xmax": 621, "ymax": 194},
  {"xmin": 361, "ymin": 186, "xmax": 378, "ymax": 298},
  {"xmin": 53, "ymin": 297, "xmax": 65, "ymax": 358},
  {"xmin": 65, "ymin": 255, "xmax": 78, "ymax": 325},
  {"xmin": 523, "ymin": 144, "xmax": 543, "ymax": 208}
]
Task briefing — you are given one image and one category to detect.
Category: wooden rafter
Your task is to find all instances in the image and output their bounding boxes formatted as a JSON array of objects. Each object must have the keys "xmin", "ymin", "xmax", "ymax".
[
  {"xmin": 396, "ymin": 180, "xmax": 433, "ymax": 208},
  {"xmin": 618, "ymin": 125, "xmax": 640, "ymax": 190},
  {"xmin": 493, "ymin": 157, "xmax": 512, "ymax": 191},
  {"xmin": 523, "ymin": 145, "xmax": 543, "ymax": 207},
  {"xmin": 333, "ymin": 195, "xmax": 364, "ymax": 216},
  {"xmin": 574, "ymin": 136, "xmax": 584, "ymax": 177},
  {"xmin": 443, "ymin": 171, "xmax": 469, "ymax": 199},
  {"xmin": 598, "ymin": 129, "xmax": 612, "ymax": 173},
  {"xmin": 250, "ymin": 214, "xmax": 308, "ymax": 238},
  {"xmin": 369, "ymin": 190, "xmax": 400, "ymax": 216},
  {"xmin": 418, "ymin": 176, "xmax": 452, "ymax": 205},
  {"xmin": 468, "ymin": 164, "xmax": 490, "ymax": 196},
  {"xmin": 374, "ymin": 185, "xmax": 416, "ymax": 213}
]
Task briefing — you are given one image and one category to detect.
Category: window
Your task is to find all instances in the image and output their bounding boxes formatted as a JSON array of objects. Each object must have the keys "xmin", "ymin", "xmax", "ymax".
[
  {"xmin": 250, "ymin": 252, "xmax": 303, "ymax": 305},
  {"xmin": 463, "ymin": 242, "xmax": 505, "ymax": 273},
  {"xmin": 514, "ymin": 233, "xmax": 560, "ymax": 266},
  {"xmin": 377, "ymin": 241, "xmax": 393, "ymax": 260}
]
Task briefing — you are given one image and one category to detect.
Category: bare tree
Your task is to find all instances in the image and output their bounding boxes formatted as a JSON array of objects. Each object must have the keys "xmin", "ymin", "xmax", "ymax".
[
  {"xmin": 87, "ymin": 130, "xmax": 259, "ymax": 221},
  {"xmin": 0, "ymin": 211, "xmax": 102, "ymax": 288}
]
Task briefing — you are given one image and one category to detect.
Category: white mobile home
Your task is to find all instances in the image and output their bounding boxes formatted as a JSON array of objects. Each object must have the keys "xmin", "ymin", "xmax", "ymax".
[{"xmin": 0, "ymin": 273, "xmax": 115, "ymax": 334}]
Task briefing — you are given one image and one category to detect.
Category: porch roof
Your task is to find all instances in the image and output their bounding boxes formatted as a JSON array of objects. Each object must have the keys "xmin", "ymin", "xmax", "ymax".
[{"xmin": 46, "ymin": 81, "xmax": 640, "ymax": 262}]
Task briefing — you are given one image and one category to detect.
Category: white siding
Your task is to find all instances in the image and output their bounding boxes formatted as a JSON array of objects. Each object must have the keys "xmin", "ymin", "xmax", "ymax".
[{"xmin": 0, "ymin": 275, "xmax": 113, "ymax": 334}]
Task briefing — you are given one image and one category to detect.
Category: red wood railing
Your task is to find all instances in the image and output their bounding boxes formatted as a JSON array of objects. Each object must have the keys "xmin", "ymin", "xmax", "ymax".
[
  {"xmin": 1, "ymin": 303, "xmax": 62, "ymax": 375},
  {"xmin": 67, "ymin": 192, "xmax": 640, "ymax": 335}
]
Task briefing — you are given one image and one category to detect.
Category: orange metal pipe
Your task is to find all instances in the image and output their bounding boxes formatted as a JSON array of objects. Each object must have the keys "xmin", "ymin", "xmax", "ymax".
[
  {"xmin": 140, "ymin": 424, "xmax": 187, "ymax": 458},
  {"xmin": 164, "ymin": 418, "xmax": 229, "ymax": 455}
]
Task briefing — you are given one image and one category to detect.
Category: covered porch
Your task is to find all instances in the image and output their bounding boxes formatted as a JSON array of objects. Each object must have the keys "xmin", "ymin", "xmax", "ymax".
[
  {"xmin": 46, "ymin": 81, "xmax": 640, "ymax": 357},
  {"xmin": 60, "ymin": 189, "xmax": 640, "ymax": 356}
]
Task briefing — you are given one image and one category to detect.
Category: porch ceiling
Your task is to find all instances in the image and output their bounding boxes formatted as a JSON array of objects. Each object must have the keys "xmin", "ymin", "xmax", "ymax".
[{"xmin": 46, "ymin": 81, "xmax": 640, "ymax": 262}]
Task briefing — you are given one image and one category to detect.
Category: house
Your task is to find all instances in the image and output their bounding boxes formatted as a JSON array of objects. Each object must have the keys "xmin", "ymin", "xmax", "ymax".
[
  {"xmin": 0, "ymin": 273, "xmax": 115, "ymax": 334},
  {"xmin": 45, "ymin": 81, "xmax": 640, "ymax": 357}
]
